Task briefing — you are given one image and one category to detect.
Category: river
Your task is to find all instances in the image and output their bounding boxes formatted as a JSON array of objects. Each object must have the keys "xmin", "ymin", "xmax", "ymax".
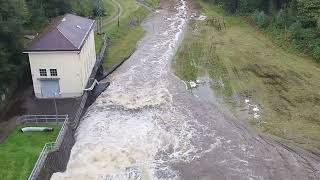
[{"xmin": 51, "ymin": 0, "xmax": 320, "ymax": 179}]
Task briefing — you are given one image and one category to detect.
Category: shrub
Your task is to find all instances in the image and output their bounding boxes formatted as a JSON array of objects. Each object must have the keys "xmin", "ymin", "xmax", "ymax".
[
  {"xmin": 288, "ymin": 21, "xmax": 303, "ymax": 40},
  {"xmin": 272, "ymin": 9, "xmax": 286, "ymax": 28},
  {"xmin": 251, "ymin": 10, "xmax": 268, "ymax": 28},
  {"xmin": 312, "ymin": 46, "xmax": 320, "ymax": 62}
]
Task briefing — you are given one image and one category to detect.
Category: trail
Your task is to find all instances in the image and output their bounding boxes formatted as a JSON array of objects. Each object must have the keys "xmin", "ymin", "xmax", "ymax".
[
  {"xmin": 101, "ymin": 0, "xmax": 123, "ymax": 27},
  {"xmin": 51, "ymin": 0, "xmax": 320, "ymax": 179}
]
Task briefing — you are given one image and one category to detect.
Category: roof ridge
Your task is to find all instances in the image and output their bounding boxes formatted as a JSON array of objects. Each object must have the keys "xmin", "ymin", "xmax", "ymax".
[
  {"xmin": 56, "ymin": 26, "xmax": 77, "ymax": 49},
  {"xmin": 77, "ymin": 21, "xmax": 95, "ymax": 49}
]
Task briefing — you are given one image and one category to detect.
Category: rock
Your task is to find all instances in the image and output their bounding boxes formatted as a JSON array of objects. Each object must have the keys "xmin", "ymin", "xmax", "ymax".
[
  {"xmin": 254, "ymin": 113, "xmax": 260, "ymax": 119},
  {"xmin": 189, "ymin": 81, "xmax": 197, "ymax": 88},
  {"xmin": 253, "ymin": 106, "xmax": 259, "ymax": 112}
]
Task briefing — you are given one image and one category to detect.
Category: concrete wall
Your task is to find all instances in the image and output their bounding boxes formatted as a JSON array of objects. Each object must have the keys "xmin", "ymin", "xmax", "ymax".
[{"xmin": 27, "ymin": 30, "xmax": 96, "ymax": 98}]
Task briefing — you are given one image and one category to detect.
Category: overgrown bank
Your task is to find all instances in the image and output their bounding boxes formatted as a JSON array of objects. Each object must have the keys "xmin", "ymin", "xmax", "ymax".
[
  {"xmin": 97, "ymin": 0, "xmax": 158, "ymax": 69},
  {"xmin": 205, "ymin": 0, "xmax": 320, "ymax": 62},
  {"xmin": 173, "ymin": 0, "xmax": 320, "ymax": 152}
]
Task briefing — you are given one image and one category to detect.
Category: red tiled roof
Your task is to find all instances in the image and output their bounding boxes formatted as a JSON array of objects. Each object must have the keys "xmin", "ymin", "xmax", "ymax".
[{"xmin": 25, "ymin": 14, "xmax": 95, "ymax": 52}]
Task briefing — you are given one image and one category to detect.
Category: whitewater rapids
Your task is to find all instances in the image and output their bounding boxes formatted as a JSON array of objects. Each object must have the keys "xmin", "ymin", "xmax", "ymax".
[{"xmin": 52, "ymin": 0, "xmax": 320, "ymax": 179}]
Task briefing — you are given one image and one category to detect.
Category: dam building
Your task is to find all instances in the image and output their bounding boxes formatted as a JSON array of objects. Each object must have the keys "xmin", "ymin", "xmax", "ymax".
[{"xmin": 24, "ymin": 14, "xmax": 96, "ymax": 98}]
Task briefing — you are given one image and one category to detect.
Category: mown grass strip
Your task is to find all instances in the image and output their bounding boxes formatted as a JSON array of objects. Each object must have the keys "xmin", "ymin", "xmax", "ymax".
[{"xmin": 0, "ymin": 125, "xmax": 60, "ymax": 180}]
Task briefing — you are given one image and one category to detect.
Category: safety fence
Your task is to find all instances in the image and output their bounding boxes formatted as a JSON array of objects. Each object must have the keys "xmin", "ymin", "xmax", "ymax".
[
  {"xmin": 18, "ymin": 115, "xmax": 68, "ymax": 124},
  {"xmin": 24, "ymin": 33, "xmax": 110, "ymax": 180},
  {"xmin": 16, "ymin": 115, "xmax": 69, "ymax": 180}
]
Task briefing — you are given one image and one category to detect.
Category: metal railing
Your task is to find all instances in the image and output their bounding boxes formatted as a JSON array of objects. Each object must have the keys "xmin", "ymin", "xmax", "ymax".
[
  {"xmin": 26, "ymin": 33, "xmax": 110, "ymax": 180},
  {"xmin": 69, "ymin": 92, "xmax": 88, "ymax": 129},
  {"xmin": 18, "ymin": 115, "xmax": 69, "ymax": 180},
  {"xmin": 68, "ymin": 35, "xmax": 109, "ymax": 130},
  {"xmin": 18, "ymin": 115, "xmax": 68, "ymax": 124}
]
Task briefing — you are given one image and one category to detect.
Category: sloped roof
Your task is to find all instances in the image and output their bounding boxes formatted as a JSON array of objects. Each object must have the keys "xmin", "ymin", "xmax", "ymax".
[{"xmin": 25, "ymin": 14, "xmax": 95, "ymax": 52}]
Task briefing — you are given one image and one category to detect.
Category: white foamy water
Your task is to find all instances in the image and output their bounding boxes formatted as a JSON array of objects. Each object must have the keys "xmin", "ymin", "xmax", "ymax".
[
  {"xmin": 50, "ymin": 0, "xmax": 320, "ymax": 179},
  {"xmin": 51, "ymin": 1, "xmax": 198, "ymax": 179}
]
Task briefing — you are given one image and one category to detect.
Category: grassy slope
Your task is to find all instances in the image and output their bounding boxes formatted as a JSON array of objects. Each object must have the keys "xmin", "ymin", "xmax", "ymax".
[
  {"xmin": 95, "ymin": 0, "xmax": 118, "ymax": 52},
  {"xmin": 143, "ymin": 0, "xmax": 160, "ymax": 8},
  {"xmin": 101, "ymin": 0, "xmax": 149, "ymax": 69},
  {"xmin": 0, "ymin": 125, "xmax": 60, "ymax": 180},
  {"xmin": 173, "ymin": 0, "xmax": 320, "ymax": 151}
]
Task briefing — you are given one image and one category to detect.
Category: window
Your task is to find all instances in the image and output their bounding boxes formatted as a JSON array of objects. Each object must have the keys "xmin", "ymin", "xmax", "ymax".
[
  {"xmin": 39, "ymin": 69, "xmax": 47, "ymax": 76},
  {"xmin": 50, "ymin": 69, "xmax": 58, "ymax": 76}
]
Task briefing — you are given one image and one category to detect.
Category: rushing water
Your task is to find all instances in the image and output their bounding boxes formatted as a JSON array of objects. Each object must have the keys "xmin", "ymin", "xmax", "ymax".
[{"xmin": 52, "ymin": 0, "xmax": 320, "ymax": 179}]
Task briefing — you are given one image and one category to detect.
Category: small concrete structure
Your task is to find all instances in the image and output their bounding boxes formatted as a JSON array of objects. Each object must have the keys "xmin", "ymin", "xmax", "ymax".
[{"xmin": 24, "ymin": 14, "xmax": 96, "ymax": 98}]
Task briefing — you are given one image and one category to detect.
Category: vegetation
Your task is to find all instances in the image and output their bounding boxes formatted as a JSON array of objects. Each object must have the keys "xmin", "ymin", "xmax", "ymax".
[
  {"xmin": 0, "ymin": 0, "xmax": 107, "ymax": 109},
  {"xmin": 205, "ymin": 0, "xmax": 320, "ymax": 62},
  {"xmin": 101, "ymin": 0, "xmax": 150, "ymax": 69},
  {"xmin": 0, "ymin": 125, "xmax": 60, "ymax": 180},
  {"xmin": 173, "ymin": 0, "xmax": 320, "ymax": 152},
  {"xmin": 143, "ymin": 0, "xmax": 160, "ymax": 8}
]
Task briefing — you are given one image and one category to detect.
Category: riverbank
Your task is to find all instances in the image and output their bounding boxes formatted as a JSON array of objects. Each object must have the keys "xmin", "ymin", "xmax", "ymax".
[
  {"xmin": 97, "ymin": 0, "xmax": 156, "ymax": 69},
  {"xmin": 173, "ymin": 0, "xmax": 320, "ymax": 152}
]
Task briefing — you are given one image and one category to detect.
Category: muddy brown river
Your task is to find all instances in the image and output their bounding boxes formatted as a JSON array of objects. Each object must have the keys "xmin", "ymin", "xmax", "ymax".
[{"xmin": 52, "ymin": 0, "xmax": 320, "ymax": 179}]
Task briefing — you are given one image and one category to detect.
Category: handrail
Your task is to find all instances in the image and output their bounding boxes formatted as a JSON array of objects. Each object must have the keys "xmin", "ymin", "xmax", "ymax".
[
  {"xmin": 25, "ymin": 115, "xmax": 69, "ymax": 180},
  {"xmin": 17, "ymin": 115, "xmax": 68, "ymax": 125}
]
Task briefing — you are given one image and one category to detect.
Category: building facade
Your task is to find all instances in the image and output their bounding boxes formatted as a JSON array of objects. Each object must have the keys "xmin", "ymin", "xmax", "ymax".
[{"xmin": 24, "ymin": 14, "xmax": 96, "ymax": 98}]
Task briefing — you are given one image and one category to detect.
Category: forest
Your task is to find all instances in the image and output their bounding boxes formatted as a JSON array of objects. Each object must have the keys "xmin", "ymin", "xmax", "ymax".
[
  {"xmin": 205, "ymin": 0, "xmax": 320, "ymax": 61},
  {"xmin": 0, "ymin": 0, "xmax": 105, "ymax": 107}
]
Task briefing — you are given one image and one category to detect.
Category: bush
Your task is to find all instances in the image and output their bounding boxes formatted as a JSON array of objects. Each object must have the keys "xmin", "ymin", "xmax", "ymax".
[
  {"xmin": 312, "ymin": 46, "xmax": 320, "ymax": 62},
  {"xmin": 272, "ymin": 9, "xmax": 286, "ymax": 28},
  {"xmin": 251, "ymin": 10, "xmax": 268, "ymax": 28},
  {"xmin": 288, "ymin": 21, "xmax": 303, "ymax": 40}
]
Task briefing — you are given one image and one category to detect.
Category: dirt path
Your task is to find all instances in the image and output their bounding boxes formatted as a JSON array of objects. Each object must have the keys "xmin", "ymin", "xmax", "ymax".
[
  {"xmin": 101, "ymin": 0, "xmax": 123, "ymax": 27},
  {"xmin": 136, "ymin": 0, "xmax": 154, "ymax": 12},
  {"xmin": 51, "ymin": 0, "xmax": 320, "ymax": 179}
]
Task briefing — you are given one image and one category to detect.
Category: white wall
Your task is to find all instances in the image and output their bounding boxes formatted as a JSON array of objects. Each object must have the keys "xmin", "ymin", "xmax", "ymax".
[
  {"xmin": 28, "ymin": 52, "xmax": 82, "ymax": 98},
  {"xmin": 27, "ymin": 29, "xmax": 96, "ymax": 98},
  {"xmin": 78, "ymin": 30, "xmax": 97, "ymax": 89}
]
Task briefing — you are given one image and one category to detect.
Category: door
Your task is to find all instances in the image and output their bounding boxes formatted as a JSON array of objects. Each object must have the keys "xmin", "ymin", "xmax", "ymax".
[{"xmin": 41, "ymin": 80, "xmax": 60, "ymax": 98}]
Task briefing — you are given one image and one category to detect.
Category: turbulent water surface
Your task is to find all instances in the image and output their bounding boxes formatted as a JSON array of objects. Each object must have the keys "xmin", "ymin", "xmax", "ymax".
[{"xmin": 52, "ymin": 0, "xmax": 320, "ymax": 179}]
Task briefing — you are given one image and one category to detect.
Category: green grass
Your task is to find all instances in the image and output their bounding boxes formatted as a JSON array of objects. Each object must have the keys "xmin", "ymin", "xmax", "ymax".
[
  {"xmin": 94, "ymin": 0, "xmax": 118, "ymax": 52},
  {"xmin": 94, "ymin": 0, "xmax": 159, "ymax": 69},
  {"xmin": 143, "ymin": 0, "xmax": 160, "ymax": 8},
  {"xmin": 95, "ymin": 32, "xmax": 104, "ymax": 52},
  {"xmin": 102, "ymin": 0, "xmax": 149, "ymax": 69},
  {"xmin": 173, "ymin": 0, "xmax": 320, "ymax": 152},
  {"xmin": 0, "ymin": 125, "xmax": 60, "ymax": 180},
  {"xmin": 103, "ymin": 0, "xmax": 117, "ymax": 20}
]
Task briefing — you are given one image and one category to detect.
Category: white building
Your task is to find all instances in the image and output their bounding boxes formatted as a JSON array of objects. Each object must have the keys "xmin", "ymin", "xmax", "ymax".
[{"xmin": 24, "ymin": 14, "xmax": 96, "ymax": 98}]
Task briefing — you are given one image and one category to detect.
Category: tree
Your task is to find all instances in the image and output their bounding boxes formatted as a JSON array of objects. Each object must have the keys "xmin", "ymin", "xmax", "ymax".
[{"xmin": 297, "ymin": 0, "xmax": 320, "ymax": 26}]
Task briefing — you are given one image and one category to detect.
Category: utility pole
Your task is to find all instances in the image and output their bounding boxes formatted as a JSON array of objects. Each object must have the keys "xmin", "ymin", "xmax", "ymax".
[
  {"xmin": 53, "ymin": 93, "xmax": 58, "ymax": 123},
  {"xmin": 97, "ymin": 0, "xmax": 103, "ymax": 34}
]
